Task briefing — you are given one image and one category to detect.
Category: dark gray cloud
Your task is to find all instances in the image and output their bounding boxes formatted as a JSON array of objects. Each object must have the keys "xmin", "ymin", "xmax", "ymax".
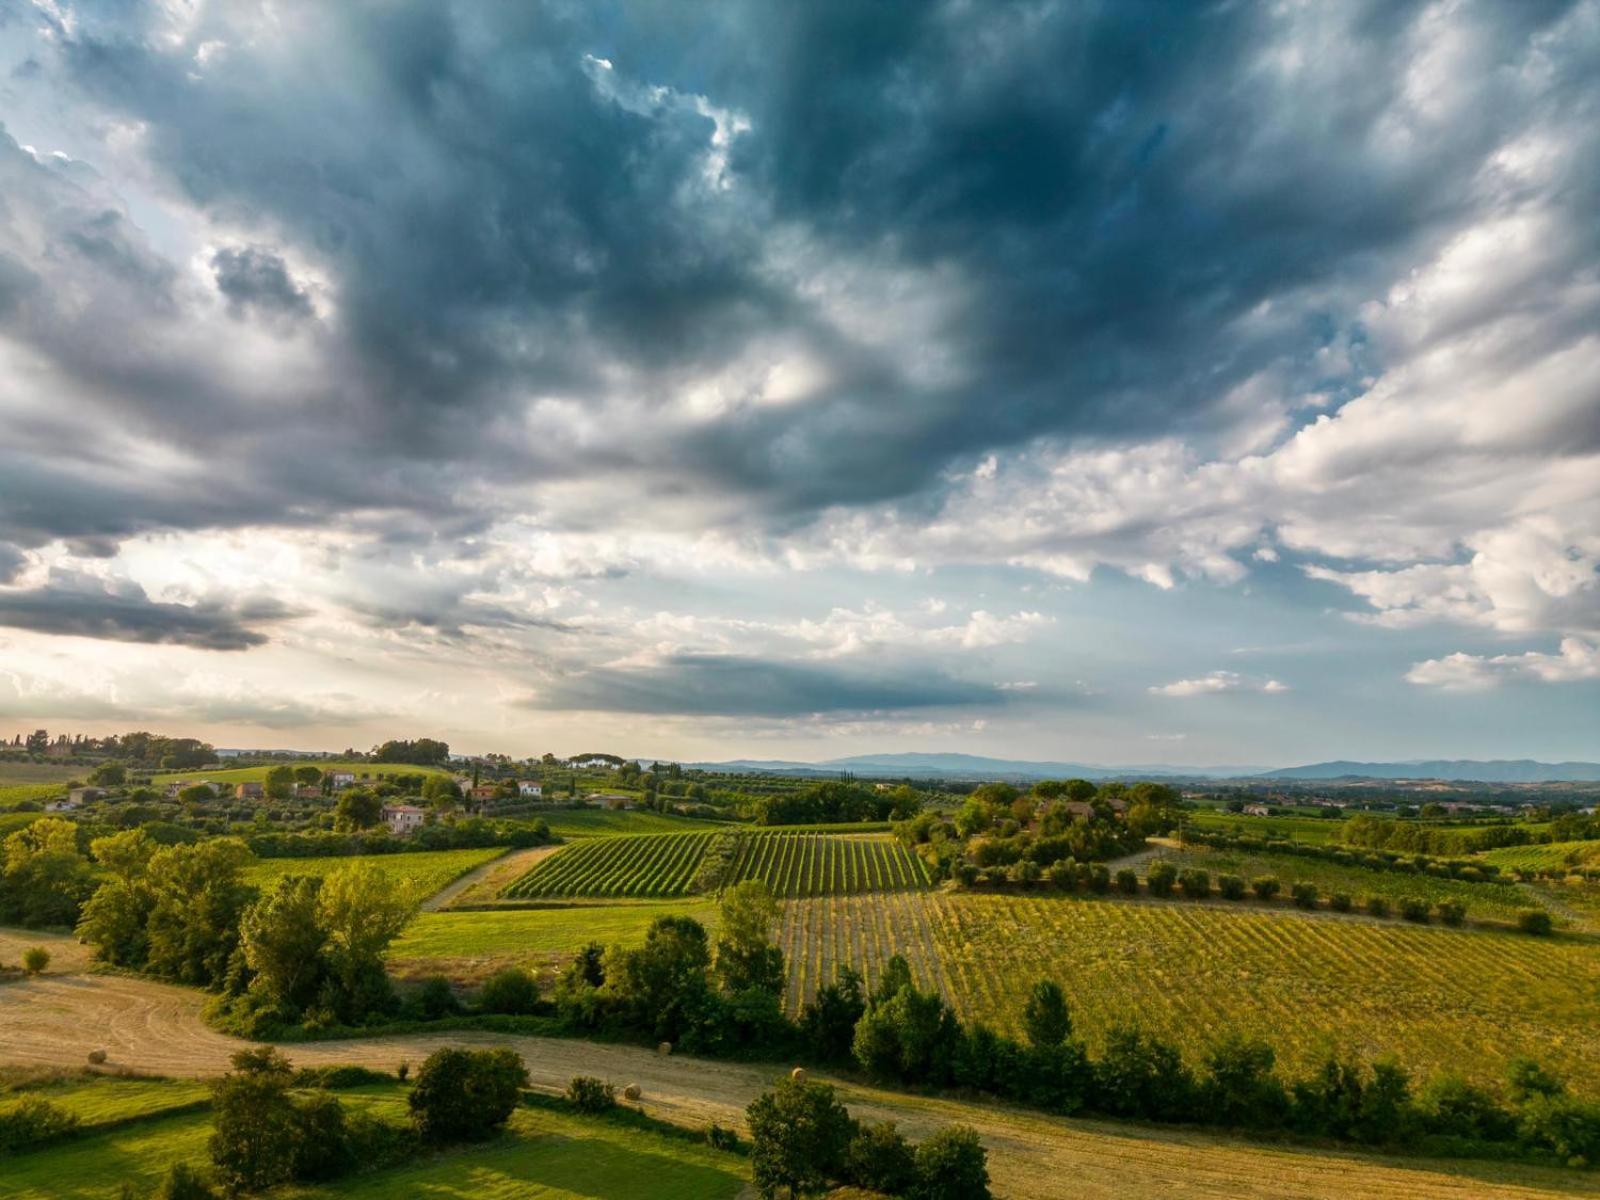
[
  {"xmin": 0, "ymin": 542, "xmax": 23, "ymax": 583},
  {"xmin": 0, "ymin": 0, "xmax": 1584, "ymax": 555},
  {"xmin": 0, "ymin": 573, "xmax": 297, "ymax": 650},
  {"xmin": 523, "ymin": 653, "xmax": 1009, "ymax": 717},
  {"xmin": 211, "ymin": 246, "xmax": 314, "ymax": 322}
]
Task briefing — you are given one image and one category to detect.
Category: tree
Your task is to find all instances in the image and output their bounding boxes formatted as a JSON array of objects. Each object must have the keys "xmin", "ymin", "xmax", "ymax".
[
  {"xmin": 1, "ymin": 817, "xmax": 94, "ymax": 927},
  {"xmin": 293, "ymin": 766, "xmax": 323, "ymax": 786},
  {"xmin": 1201, "ymin": 1034, "xmax": 1288, "ymax": 1128},
  {"xmin": 240, "ymin": 875, "xmax": 328, "ymax": 1015},
  {"xmin": 264, "ymin": 765, "xmax": 296, "ymax": 800},
  {"xmin": 408, "ymin": 1047, "xmax": 528, "ymax": 1143},
  {"xmin": 178, "ymin": 784, "xmax": 215, "ymax": 808},
  {"xmin": 372, "ymin": 739, "xmax": 450, "ymax": 765},
  {"xmin": 421, "ymin": 776, "xmax": 463, "ymax": 809},
  {"xmin": 1022, "ymin": 980, "xmax": 1071, "ymax": 1049},
  {"xmin": 23, "ymin": 945, "xmax": 50, "ymax": 974},
  {"xmin": 714, "ymin": 880, "xmax": 784, "ymax": 997},
  {"xmin": 89, "ymin": 762, "xmax": 126, "ymax": 786},
  {"xmin": 153, "ymin": 1162, "xmax": 218, "ymax": 1200},
  {"xmin": 77, "ymin": 830, "xmax": 157, "ymax": 966},
  {"xmin": 799, "ymin": 965, "xmax": 865, "ymax": 1063},
  {"xmin": 911, "ymin": 1125, "xmax": 990, "ymax": 1200},
  {"xmin": 846, "ymin": 1121, "xmax": 917, "ymax": 1195},
  {"xmin": 333, "ymin": 789, "xmax": 383, "ymax": 831},
  {"xmin": 607, "ymin": 915, "xmax": 713, "ymax": 1041},
  {"xmin": 746, "ymin": 1077, "xmax": 855, "ymax": 1199},
  {"xmin": 209, "ymin": 1048, "xmax": 298, "ymax": 1194},
  {"xmin": 144, "ymin": 839, "xmax": 255, "ymax": 987},
  {"xmin": 314, "ymin": 863, "xmax": 417, "ymax": 1021}
]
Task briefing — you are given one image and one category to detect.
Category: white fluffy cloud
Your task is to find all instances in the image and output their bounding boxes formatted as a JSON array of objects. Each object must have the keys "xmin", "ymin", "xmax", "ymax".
[
  {"xmin": 1406, "ymin": 638, "xmax": 1600, "ymax": 690},
  {"xmin": 1149, "ymin": 672, "xmax": 1289, "ymax": 698}
]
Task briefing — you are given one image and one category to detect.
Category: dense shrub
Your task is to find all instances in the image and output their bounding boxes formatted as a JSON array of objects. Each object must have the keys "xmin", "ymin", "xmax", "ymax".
[
  {"xmin": 1251, "ymin": 875, "xmax": 1280, "ymax": 901},
  {"xmin": 1217, "ymin": 874, "xmax": 1246, "ymax": 900},
  {"xmin": 1328, "ymin": 892, "xmax": 1352, "ymax": 913},
  {"xmin": 1366, "ymin": 895, "xmax": 1391, "ymax": 918},
  {"xmin": 1291, "ymin": 882, "xmax": 1318, "ymax": 910},
  {"xmin": 565, "ymin": 1076, "xmax": 617, "ymax": 1113},
  {"xmin": 1115, "ymin": 868, "xmax": 1139, "ymax": 895},
  {"xmin": 1517, "ymin": 909, "xmax": 1554, "ymax": 936},
  {"xmin": 1399, "ymin": 896, "xmax": 1431, "ymax": 923},
  {"xmin": 1436, "ymin": 900, "xmax": 1466, "ymax": 927},
  {"xmin": 152, "ymin": 1163, "xmax": 217, "ymax": 1200},
  {"xmin": 22, "ymin": 947, "xmax": 50, "ymax": 975},
  {"xmin": 1145, "ymin": 862, "xmax": 1177, "ymax": 897},
  {"xmin": 408, "ymin": 1048, "xmax": 528, "ymax": 1143},
  {"xmin": 911, "ymin": 1124, "xmax": 991, "ymax": 1200},
  {"xmin": 846, "ymin": 1120, "xmax": 918, "ymax": 1196},
  {"xmin": 0, "ymin": 1097, "xmax": 80, "ymax": 1154},
  {"xmin": 411, "ymin": 976, "xmax": 461, "ymax": 1020},
  {"xmin": 478, "ymin": 967, "xmax": 539, "ymax": 1015},
  {"xmin": 1085, "ymin": 864, "xmax": 1111, "ymax": 894},
  {"xmin": 1178, "ymin": 869, "xmax": 1210, "ymax": 899}
]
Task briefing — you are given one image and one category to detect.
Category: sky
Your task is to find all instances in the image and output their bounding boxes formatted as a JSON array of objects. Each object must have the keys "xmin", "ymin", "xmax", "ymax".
[{"xmin": 0, "ymin": 0, "xmax": 1596, "ymax": 768}]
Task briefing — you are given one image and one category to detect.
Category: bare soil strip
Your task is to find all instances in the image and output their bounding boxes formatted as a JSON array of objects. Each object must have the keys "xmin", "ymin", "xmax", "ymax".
[{"xmin": 0, "ymin": 969, "xmax": 1592, "ymax": 1199}]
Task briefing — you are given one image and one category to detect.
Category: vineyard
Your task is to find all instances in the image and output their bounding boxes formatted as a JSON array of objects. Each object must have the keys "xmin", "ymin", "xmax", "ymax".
[
  {"xmin": 1478, "ymin": 840, "xmax": 1600, "ymax": 874},
  {"xmin": 502, "ymin": 832, "xmax": 716, "ymax": 898},
  {"xmin": 501, "ymin": 830, "xmax": 929, "ymax": 899},
  {"xmin": 1158, "ymin": 845, "xmax": 1540, "ymax": 923},
  {"xmin": 776, "ymin": 891, "xmax": 1600, "ymax": 1093}
]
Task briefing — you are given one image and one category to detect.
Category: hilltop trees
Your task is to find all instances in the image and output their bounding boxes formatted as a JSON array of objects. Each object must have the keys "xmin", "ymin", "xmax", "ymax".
[
  {"xmin": 408, "ymin": 1048, "xmax": 527, "ymax": 1143},
  {"xmin": 371, "ymin": 739, "xmax": 450, "ymax": 765},
  {"xmin": 1, "ymin": 817, "xmax": 93, "ymax": 926}
]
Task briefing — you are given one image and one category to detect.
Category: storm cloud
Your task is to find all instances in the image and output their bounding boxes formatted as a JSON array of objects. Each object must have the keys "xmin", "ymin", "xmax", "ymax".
[{"xmin": 0, "ymin": 1, "xmax": 1595, "ymax": 752}]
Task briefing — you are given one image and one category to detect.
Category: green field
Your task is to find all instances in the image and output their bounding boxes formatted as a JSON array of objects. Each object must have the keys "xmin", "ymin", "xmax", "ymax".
[
  {"xmin": 0, "ymin": 1074, "xmax": 210, "ymax": 1127},
  {"xmin": 537, "ymin": 808, "xmax": 727, "ymax": 838},
  {"xmin": 150, "ymin": 760, "xmax": 454, "ymax": 786},
  {"xmin": 0, "ymin": 762, "xmax": 86, "ymax": 787},
  {"xmin": 244, "ymin": 849, "xmax": 505, "ymax": 900},
  {"xmin": 1184, "ymin": 808, "xmax": 1347, "ymax": 845},
  {"xmin": 0, "ymin": 1085, "xmax": 747, "ymax": 1200},
  {"xmin": 0, "ymin": 784, "xmax": 67, "ymax": 808},
  {"xmin": 1159, "ymin": 844, "xmax": 1541, "ymax": 923},
  {"xmin": 778, "ymin": 890, "xmax": 1600, "ymax": 1094},
  {"xmin": 390, "ymin": 900, "xmax": 720, "ymax": 979},
  {"xmin": 1478, "ymin": 841, "xmax": 1600, "ymax": 874},
  {"xmin": 502, "ymin": 834, "xmax": 714, "ymax": 899},
  {"xmin": 725, "ymin": 832, "xmax": 930, "ymax": 898}
]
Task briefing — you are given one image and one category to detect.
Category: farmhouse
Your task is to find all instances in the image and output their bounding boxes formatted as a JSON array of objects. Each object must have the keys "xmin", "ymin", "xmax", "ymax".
[
  {"xmin": 327, "ymin": 770, "xmax": 357, "ymax": 789},
  {"xmin": 470, "ymin": 783, "xmax": 499, "ymax": 803},
  {"xmin": 294, "ymin": 783, "xmax": 323, "ymax": 799},
  {"xmin": 48, "ymin": 787, "xmax": 101, "ymax": 811},
  {"xmin": 1243, "ymin": 804, "xmax": 1271, "ymax": 816},
  {"xmin": 235, "ymin": 782, "xmax": 264, "ymax": 800},
  {"xmin": 380, "ymin": 803, "xmax": 426, "ymax": 835},
  {"xmin": 517, "ymin": 779, "xmax": 543, "ymax": 798}
]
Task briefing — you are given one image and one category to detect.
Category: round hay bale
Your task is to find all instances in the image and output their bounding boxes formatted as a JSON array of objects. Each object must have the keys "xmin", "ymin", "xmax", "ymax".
[
  {"xmin": 789, "ymin": 1067, "xmax": 807, "ymax": 1083},
  {"xmin": 87, "ymin": 1049, "xmax": 108, "ymax": 1065},
  {"xmin": 657, "ymin": 1041, "xmax": 672, "ymax": 1056},
  {"xmin": 623, "ymin": 1083, "xmax": 642, "ymax": 1101}
]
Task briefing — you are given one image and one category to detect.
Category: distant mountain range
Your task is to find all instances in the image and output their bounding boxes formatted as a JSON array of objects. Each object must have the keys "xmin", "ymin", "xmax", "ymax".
[
  {"xmin": 1264, "ymin": 759, "xmax": 1600, "ymax": 783},
  {"xmin": 685, "ymin": 752, "xmax": 1600, "ymax": 784}
]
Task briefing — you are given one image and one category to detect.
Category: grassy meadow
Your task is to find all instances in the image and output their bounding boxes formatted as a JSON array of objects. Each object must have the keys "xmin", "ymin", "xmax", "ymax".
[
  {"xmin": 0, "ymin": 1084, "xmax": 748, "ymax": 1200},
  {"xmin": 1183, "ymin": 807, "xmax": 1348, "ymax": 845},
  {"xmin": 243, "ymin": 848, "xmax": 505, "ymax": 900},
  {"xmin": 149, "ymin": 761, "xmax": 456, "ymax": 786}
]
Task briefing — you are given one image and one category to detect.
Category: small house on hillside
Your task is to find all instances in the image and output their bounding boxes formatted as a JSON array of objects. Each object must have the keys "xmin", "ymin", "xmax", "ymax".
[
  {"xmin": 470, "ymin": 784, "xmax": 498, "ymax": 803},
  {"xmin": 1243, "ymin": 804, "xmax": 1271, "ymax": 816},
  {"xmin": 328, "ymin": 771, "xmax": 356, "ymax": 790},
  {"xmin": 517, "ymin": 780, "xmax": 543, "ymax": 798},
  {"xmin": 236, "ymin": 782, "xmax": 265, "ymax": 800},
  {"xmin": 49, "ymin": 787, "xmax": 101, "ymax": 811},
  {"xmin": 381, "ymin": 803, "xmax": 425, "ymax": 835},
  {"xmin": 1059, "ymin": 801, "xmax": 1095, "ymax": 821},
  {"xmin": 294, "ymin": 783, "xmax": 323, "ymax": 799}
]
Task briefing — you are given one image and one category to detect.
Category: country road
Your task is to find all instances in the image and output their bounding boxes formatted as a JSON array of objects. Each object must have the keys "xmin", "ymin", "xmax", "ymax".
[{"xmin": 2, "ymin": 938, "xmax": 1593, "ymax": 1200}]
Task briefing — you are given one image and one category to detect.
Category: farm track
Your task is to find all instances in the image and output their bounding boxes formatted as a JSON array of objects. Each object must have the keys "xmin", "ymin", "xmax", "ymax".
[
  {"xmin": 424, "ymin": 845, "xmax": 558, "ymax": 911},
  {"xmin": 0, "ymin": 967, "xmax": 1593, "ymax": 1200}
]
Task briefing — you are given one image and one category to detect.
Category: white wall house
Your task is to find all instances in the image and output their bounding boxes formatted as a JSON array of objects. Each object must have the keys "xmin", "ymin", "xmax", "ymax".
[
  {"xmin": 517, "ymin": 780, "xmax": 543, "ymax": 797},
  {"xmin": 380, "ymin": 803, "xmax": 426, "ymax": 835}
]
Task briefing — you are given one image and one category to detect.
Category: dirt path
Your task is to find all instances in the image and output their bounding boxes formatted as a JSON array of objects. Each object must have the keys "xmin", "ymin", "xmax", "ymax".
[
  {"xmin": 0, "ymin": 969, "xmax": 1592, "ymax": 1199},
  {"xmin": 421, "ymin": 845, "xmax": 558, "ymax": 911}
]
